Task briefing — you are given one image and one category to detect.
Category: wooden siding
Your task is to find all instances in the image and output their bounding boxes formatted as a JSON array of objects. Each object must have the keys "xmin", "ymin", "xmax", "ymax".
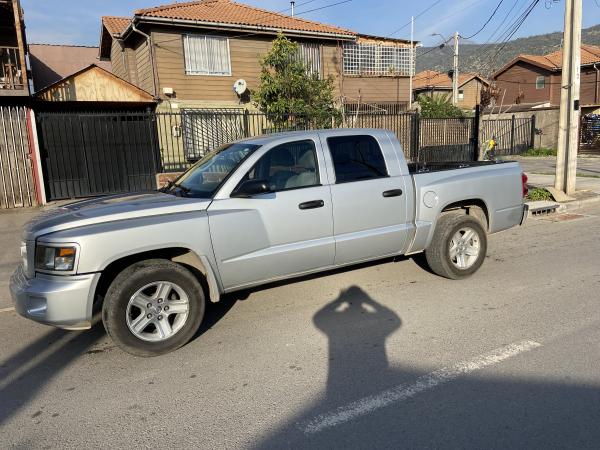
[
  {"xmin": 495, "ymin": 61, "xmax": 553, "ymax": 105},
  {"xmin": 153, "ymin": 30, "xmax": 271, "ymax": 102},
  {"xmin": 341, "ymin": 76, "xmax": 409, "ymax": 104},
  {"xmin": 108, "ymin": 27, "xmax": 411, "ymax": 106},
  {"xmin": 458, "ymin": 79, "xmax": 483, "ymax": 109},
  {"xmin": 110, "ymin": 39, "xmax": 127, "ymax": 80},
  {"xmin": 134, "ymin": 38, "xmax": 154, "ymax": 95}
]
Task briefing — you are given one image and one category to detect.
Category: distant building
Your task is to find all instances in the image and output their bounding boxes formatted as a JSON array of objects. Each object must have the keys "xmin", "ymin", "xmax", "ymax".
[
  {"xmin": 29, "ymin": 44, "xmax": 112, "ymax": 92},
  {"xmin": 0, "ymin": 0, "xmax": 29, "ymax": 96},
  {"xmin": 493, "ymin": 44, "xmax": 600, "ymax": 109},
  {"xmin": 412, "ymin": 70, "xmax": 489, "ymax": 110}
]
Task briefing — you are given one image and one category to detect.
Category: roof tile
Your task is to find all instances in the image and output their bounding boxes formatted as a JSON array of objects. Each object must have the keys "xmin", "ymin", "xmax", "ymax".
[
  {"xmin": 413, "ymin": 70, "xmax": 486, "ymax": 90},
  {"xmin": 102, "ymin": 16, "xmax": 131, "ymax": 35},
  {"xmin": 133, "ymin": 0, "xmax": 355, "ymax": 37}
]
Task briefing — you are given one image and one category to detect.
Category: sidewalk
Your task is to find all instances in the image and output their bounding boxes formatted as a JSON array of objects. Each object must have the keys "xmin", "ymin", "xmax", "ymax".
[{"xmin": 526, "ymin": 173, "xmax": 600, "ymax": 195}]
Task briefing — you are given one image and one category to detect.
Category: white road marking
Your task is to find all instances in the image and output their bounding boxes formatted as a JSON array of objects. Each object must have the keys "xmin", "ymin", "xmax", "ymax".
[
  {"xmin": 0, "ymin": 307, "xmax": 15, "ymax": 313},
  {"xmin": 302, "ymin": 340, "xmax": 542, "ymax": 434}
]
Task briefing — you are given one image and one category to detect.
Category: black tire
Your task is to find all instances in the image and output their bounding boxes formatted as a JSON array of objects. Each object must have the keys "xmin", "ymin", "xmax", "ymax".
[
  {"xmin": 102, "ymin": 259, "xmax": 205, "ymax": 357},
  {"xmin": 425, "ymin": 214, "xmax": 487, "ymax": 280}
]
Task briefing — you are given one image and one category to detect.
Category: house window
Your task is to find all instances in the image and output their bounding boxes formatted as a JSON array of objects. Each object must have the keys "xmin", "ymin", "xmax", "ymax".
[
  {"xmin": 343, "ymin": 42, "xmax": 413, "ymax": 76},
  {"xmin": 183, "ymin": 35, "xmax": 231, "ymax": 76},
  {"xmin": 535, "ymin": 75, "xmax": 545, "ymax": 90},
  {"xmin": 458, "ymin": 89, "xmax": 464, "ymax": 100},
  {"xmin": 293, "ymin": 43, "xmax": 322, "ymax": 77}
]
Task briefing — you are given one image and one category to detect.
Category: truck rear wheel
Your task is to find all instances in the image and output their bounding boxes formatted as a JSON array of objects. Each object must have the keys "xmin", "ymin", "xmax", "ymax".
[
  {"xmin": 425, "ymin": 214, "xmax": 487, "ymax": 280},
  {"xmin": 102, "ymin": 259, "xmax": 205, "ymax": 357}
]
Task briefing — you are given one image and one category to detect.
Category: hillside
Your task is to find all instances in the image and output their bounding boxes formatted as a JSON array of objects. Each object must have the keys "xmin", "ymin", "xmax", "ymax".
[{"xmin": 415, "ymin": 24, "xmax": 600, "ymax": 76}]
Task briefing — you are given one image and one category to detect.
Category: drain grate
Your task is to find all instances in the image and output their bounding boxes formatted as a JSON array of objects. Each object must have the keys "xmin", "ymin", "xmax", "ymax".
[{"xmin": 526, "ymin": 201, "xmax": 560, "ymax": 216}]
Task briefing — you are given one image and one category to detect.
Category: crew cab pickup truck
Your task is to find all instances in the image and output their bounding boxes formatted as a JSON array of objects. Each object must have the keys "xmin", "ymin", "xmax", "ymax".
[{"xmin": 11, "ymin": 129, "xmax": 527, "ymax": 356}]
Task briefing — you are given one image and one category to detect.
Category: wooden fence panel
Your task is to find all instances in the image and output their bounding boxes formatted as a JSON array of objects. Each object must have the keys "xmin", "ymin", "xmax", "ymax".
[{"xmin": 0, "ymin": 106, "xmax": 36, "ymax": 208}]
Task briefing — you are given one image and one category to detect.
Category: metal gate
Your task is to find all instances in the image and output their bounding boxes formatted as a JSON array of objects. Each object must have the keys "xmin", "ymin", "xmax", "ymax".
[
  {"xmin": 580, "ymin": 113, "xmax": 600, "ymax": 154},
  {"xmin": 0, "ymin": 106, "xmax": 36, "ymax": 208},
  {"xmin": 480, "ymin": 115, "xmax": 535, "ymax": 156},
  {"xmin": 37, "ymin": 112, "xmax": 161, "ymax": 200}
]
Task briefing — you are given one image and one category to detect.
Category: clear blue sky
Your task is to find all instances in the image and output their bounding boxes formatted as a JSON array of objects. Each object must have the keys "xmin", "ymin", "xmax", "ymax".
[{"xmin": 20, "ymin": 0, "xmax": 600, "ymax": 47}]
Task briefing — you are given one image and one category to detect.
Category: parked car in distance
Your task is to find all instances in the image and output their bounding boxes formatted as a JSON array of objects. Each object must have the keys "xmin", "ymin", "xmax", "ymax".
[{"xmin": 11, "ymin": 129, "xmax": 528, "ymax": 356}]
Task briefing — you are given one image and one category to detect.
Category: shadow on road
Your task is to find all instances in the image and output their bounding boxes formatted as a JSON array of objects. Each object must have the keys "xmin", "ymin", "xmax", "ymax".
[
  {"xmin": 253, "ymin": 286, "xmax": 600, "ymax": 449},
  {"xmin": 0, "ymin": 317, "xmax": 105, "ymax": 426}
]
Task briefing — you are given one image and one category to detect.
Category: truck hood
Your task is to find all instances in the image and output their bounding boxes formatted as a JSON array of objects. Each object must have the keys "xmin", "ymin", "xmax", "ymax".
[{"xmin": 24, "ymin": 192, "xmax": 212, "ymax": 240}]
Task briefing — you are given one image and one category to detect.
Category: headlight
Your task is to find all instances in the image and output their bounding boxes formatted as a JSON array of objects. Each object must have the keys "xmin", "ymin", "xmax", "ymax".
[{"xmin": 35, "ymin": 245, "xmax": 77, "ymax": 272}]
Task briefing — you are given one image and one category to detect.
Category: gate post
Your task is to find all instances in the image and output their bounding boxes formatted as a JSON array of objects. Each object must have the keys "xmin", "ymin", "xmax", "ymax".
[
  {"xmin": 472, "ymin": 104, "xmax": 481, "ymax": 160},
  {"xmin": 26, "ymin": 109, "xmax": 46, "ymax": 205},
  {"xmin": 411, "ymin": 112, "xmax": 420, "ymax": 161},
  {"xmin": 510, "ymin": 114, "xmax": 516, "ymax": 154},
  {"xmin": 530, "ymin": 114, "xmax": 537, "ymax": 150}
]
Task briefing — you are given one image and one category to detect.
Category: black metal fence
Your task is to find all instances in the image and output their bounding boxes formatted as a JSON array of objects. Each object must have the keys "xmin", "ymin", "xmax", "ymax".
[
  {"xmin": 36, "ymin": 109, "xmax": 491, "ymax": 200},
  {"xmin": 480, "ymin": 115, "xmax": 535, "ymax": 157},
  {"xmin": 156, "ymin": 110, "xmax": 479, "ymax": 172}
]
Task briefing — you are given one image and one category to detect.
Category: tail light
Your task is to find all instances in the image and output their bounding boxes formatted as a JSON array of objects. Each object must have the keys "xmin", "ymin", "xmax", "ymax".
[{"xmin": 522, "ymin": 172, "xmax": 529, "ymax": 198}]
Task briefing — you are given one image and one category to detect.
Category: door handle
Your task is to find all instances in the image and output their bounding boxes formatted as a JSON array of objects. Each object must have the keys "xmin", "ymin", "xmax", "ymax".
[
  {"xmin": 299, "ymin": 200, "xmax": 325, "ymax": 210},
  {"xmin": 382, "ymin": 189, "xmax": 403, "ymax": 198}
]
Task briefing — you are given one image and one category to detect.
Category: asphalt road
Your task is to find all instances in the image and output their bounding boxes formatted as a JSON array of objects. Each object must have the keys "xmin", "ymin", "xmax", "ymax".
[{"xmin": 1, "ymin": 203, "xmax": 600, "ymax": 449}]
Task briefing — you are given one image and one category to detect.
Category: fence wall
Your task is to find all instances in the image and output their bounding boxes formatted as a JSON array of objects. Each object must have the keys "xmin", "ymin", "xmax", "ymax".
[
  {"xmin": 0, "ymin": 106, "xmax": 36, "ymax": 209},
  {"xmin": 155, "ymin": 111, "xmax": 478, "ymax": 173},
  {"xmin": 480, "ymin": 115, "xmax": 535, "ymax": 157}
]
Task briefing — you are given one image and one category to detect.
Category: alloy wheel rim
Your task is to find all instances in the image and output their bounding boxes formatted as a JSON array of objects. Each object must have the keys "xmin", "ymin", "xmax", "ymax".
[
  {"xmin": 449, "ymin": 227, "xmax": 481, "ymax": 270},
  {"xmin": 126, "ymin": 281, "xmax": 190, "ymax": 342}
]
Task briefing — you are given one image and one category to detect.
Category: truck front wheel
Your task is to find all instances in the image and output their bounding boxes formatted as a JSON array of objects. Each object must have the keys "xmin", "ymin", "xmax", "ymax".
[
  {"xmin": 425, "ymin": 214, "xmax": 487, "ymax": 280},
  {"xmin": 102, "ymin": 259, "xmax": 205, "ymax": 357}
]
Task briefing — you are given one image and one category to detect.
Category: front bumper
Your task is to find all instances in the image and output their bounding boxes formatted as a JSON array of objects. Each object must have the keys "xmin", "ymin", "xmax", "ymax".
[{"xmin": 10, "ymin": 264, "xmax": 100, "ymax": 330}]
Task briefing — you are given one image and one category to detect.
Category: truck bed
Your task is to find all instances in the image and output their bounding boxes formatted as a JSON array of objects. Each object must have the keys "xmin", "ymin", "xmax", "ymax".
[{"xmin": 407, "ymin": 160, "xmax": 511, "ymax": 174}]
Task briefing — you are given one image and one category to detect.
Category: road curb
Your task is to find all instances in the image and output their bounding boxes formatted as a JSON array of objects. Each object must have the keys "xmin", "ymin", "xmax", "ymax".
[{"xmin": 558, "ymin": 194, "xmax": 600, "ymax": 212}]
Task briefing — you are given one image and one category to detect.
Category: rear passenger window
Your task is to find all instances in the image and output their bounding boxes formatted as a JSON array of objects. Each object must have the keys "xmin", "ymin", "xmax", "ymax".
[{"xmin": 327, "ymin": 135, "xmax": 388, "ymax": 183}]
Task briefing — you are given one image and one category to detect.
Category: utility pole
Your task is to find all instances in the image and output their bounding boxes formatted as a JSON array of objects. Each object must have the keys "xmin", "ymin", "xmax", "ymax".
[
  {"xmin": 409, "ymin": 16, "xmax": 414, "ymax": 109},
  {"xmin": 555, "ymin": 0, "xmax": 582, "ymax": 196},
  {"xmin": 452, "ymin": 31, "xmax": 459, "ymax": 105}
]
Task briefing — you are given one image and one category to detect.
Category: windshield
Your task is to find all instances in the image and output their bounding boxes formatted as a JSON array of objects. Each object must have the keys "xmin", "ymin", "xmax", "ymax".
[{"xmin": 165, "ymin": 142, "xmax": 261, "ymax": 198}]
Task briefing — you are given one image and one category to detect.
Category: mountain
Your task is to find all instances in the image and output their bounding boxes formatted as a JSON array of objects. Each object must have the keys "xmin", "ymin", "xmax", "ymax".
[{"xmin": 415, "ymin": 24, "xmax": 600, "ymax": 76}]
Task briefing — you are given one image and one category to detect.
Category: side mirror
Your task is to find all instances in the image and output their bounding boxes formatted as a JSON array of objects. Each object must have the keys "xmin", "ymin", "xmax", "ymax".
[{"xmin": 231, "ymin": 179, "xmax": 270, "ymax": 198}]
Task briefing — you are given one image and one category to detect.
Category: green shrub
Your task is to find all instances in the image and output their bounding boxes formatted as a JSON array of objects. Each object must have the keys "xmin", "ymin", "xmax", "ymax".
[
  {"xmin": 522, "ymin": 147, "xmax": 557, "ymax": 157},
  {"xmin": 527, "ymin": 187, "xmax": 553, "ymax": 201}
]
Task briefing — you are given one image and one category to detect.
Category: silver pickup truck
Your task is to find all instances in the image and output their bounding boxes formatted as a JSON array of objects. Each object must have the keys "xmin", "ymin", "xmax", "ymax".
[{"xmin": 11, "ymin": 129, "xmax": 527, "ymax": 356}]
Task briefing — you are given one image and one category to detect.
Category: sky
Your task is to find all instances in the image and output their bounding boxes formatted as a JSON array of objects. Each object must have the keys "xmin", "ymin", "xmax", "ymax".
[{"xmin": 19, "ymin": 0, "xmax": 600, "ymax": 48}]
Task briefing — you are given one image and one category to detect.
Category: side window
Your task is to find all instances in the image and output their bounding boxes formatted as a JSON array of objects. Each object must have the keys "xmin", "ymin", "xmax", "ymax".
[
  {"xmin": 242, "ymin": 140, "xmax": 320, "ymax": 192},
  {"xmin": 535, "ymin": 75, "xmax": 545, "ymax": 90},
  {"xmin": 327, "ymin": 135, "xmax": 388, "ymax": 183}
]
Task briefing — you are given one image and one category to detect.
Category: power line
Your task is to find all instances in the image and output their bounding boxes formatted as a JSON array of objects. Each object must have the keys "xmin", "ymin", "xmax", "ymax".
[
  {"xmin": 387, "ymin": 0, "xmax": 445, "ymax": 37},
  {"xmin": 461, "ymin": 0, "xmax": 506, "ymax": 40}
]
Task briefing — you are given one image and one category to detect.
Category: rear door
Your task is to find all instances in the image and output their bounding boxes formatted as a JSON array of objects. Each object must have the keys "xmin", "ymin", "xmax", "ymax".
[
  {"xmin": 322, "ymin": 132, "xmax": 410, "ymax": 265},
  {"xmin": 208, "ymin": 137, "xmax": 334, "ymax": 290}
]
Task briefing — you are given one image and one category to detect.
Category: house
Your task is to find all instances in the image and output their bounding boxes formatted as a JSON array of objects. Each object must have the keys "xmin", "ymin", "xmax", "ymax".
[
  {"xmin": 0, "ymin": 0, "xmax": 29, "ymax": 96},
  {"xmin": 412, "ymin": 70, "xmax": 489, "ymax": 109},
  {"xmin": 29, "ymin": 44, "xmax": 112, "ymax": 92},
  {"xmin": 98, "ymin": 0, "xmax": 417, "ymax": 112},
  {"xmin": 493, "ymin": 45, "xmax": 600, "ymax": 109}
]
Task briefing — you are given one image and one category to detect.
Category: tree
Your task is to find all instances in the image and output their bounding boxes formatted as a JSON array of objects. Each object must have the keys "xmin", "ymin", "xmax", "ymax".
[
  {"xmin": 253, "ymin": 34, "xmax": 340, "ymax": 129},
  {"xmin": 417, "ymin": 93, "xmax": 465, "ymax": 118}
]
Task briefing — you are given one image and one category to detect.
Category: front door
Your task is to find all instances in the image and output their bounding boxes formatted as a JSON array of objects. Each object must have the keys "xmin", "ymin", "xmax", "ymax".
[
  {"xmin": 208, "ymin": 138, "xmax": 334, "ymax": 290},
  {"xmin": 322, "ymin": 133, "xmax": 410, "ymax": 265}
]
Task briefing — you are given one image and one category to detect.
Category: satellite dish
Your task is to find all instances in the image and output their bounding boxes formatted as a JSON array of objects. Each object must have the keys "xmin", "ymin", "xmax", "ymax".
[{"xmin": 233, "ymin": 79, "xmax": 248, "ymax": 96}]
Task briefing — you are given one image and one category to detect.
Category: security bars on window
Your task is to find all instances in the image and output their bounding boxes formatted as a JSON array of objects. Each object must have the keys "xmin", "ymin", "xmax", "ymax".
[
  {"xmin": 183, "ymin": 35, "xmax": 231, "ymax": 76},
  {"xmin": 293, "ymin": 43, "xmax": 322, "ymax": 77},
  {"xmin": 343, "ymin": 43, "xmax": 414, "ymax": 77}
]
